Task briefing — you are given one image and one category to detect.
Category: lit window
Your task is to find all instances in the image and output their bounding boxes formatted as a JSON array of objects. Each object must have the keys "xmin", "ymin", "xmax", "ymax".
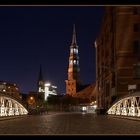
[
  {"xmin": 82, "ymin": 107, "xmax": 87, "ymax": 111},
  {"xmin": 77, "ymin": 60, "xmax": 79, "ymax": 65},
  {"xmin": 74, "ymin": 60, "xmax": 76, "ymax": 64},
  {"xmin": 70, "ymin": 60, "xmax": 73, "ymax": 64},
  {"xmin": 70, "ymin": 49, "xmax": 73, "ymax": 54},
  {"xmin": 74, "ymin": 48, "xmax": 78, "ymax": 54}
]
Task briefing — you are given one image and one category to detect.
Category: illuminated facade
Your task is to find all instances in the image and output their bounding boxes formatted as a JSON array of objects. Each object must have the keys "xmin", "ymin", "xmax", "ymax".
[
  {"xmin": 95, "ymin": 6, "xmax": 140, "ymax": 111},
  {"xmin": 0, "ymin": 81, "xmax": 21, "ymax": 100},
  {"xmin": 65, "ymin": 24, "xmax": 80, "ymax": 96},
  {"xmin": 0, "ymin": 81, "xmax": 28, "ymax": 116},
  {"xmin": 25, "ymin": 92, "xmax": 40, "ymax": 110},
  {"xmin": 44, "ymin": 83, "xmax": 57, "ymax": 101},
  {"xmin": 37, "ymin": 65, "xmax": 57, "ymax": 101}
]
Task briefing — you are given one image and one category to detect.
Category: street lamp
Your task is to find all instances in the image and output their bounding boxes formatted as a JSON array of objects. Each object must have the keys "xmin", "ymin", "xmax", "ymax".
[
  {"xmin": 45, "ymin": 83, "xmax": 51, "ymax": 87},
  {"xmin": 44, "ymin": 82, "xmax": 51, "ymax": 101}
]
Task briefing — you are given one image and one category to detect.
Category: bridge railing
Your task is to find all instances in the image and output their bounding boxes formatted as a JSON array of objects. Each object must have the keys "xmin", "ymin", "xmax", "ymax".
[
  {"xmin": 107, "ymin": 92, "xmax": 140, "ymax": 117},
  {"xmin": 0, "ymin": 92, "xmax": 28, "ymax": 117}
]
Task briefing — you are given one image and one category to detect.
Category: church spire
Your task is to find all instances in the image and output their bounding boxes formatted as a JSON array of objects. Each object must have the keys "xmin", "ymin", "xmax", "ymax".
[
  {"xmin": 71, "ymin": 24, "xmax": 77, "ymax": 45},
  {"xmin": 38, "ymin": 64, "xmax": 44, "ymax": 93},
  {"xmin": 38, "ymin": 64, "xmax": 43, "ymax": 81},
  {"xmin": 65, "ymin": 24, "xmax": 80, "ymax": 96}
]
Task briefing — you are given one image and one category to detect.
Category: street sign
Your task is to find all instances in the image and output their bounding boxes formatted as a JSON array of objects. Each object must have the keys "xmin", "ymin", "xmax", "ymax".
[{"xmin": 128, "ymin": 85, "xmax": 137, "ymax": 90}]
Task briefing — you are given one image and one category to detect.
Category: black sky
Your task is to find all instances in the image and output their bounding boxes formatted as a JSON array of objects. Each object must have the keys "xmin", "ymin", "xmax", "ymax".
[{"xmin": 0, "ymin": 6, "xmax": 104, "ymax": 94}]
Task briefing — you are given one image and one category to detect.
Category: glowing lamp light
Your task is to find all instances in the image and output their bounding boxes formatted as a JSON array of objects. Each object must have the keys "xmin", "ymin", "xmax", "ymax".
[
  {"xmin": 52, "ymin": 86, "xmax": 57, "ymax": 88},
  {"xmin": 45, "ymin": 83, "xmax": 51, "ymax": 87},
  {"xmin": 93, "ymin": 105, "xmax": 97, "ymax": 109},
  {"xmin": 82, "ymin": 106, "xmax": 87, "ymax": 111}
]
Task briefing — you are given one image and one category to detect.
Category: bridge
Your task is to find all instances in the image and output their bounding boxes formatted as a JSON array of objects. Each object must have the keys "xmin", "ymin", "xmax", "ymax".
[
  {"xmin": 0, "ymin": 92, "xmax": 28, "ymax": 116},
  {"xmin": 107, "ymin": 92, "xmax": 140, "ymax": 117}
]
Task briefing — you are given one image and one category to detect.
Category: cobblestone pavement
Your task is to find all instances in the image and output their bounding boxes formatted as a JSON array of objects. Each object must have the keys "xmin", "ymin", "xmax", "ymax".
[{"xmin": 0, "ymin": 112, "xmax": 140, "ymax": 135}]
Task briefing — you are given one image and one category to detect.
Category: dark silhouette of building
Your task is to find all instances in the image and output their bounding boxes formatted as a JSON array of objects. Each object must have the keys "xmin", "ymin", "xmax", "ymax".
[
  {"xmin": 37, "ymin": 65, "xmax": 45, "ymax": 93},
  {"xmin": 21, "ymin": 66, "xmax": 45, "ymax": 114},
  {"xmin": 95, "ymin": 6, "xmax": 140, "ymax": 111}
]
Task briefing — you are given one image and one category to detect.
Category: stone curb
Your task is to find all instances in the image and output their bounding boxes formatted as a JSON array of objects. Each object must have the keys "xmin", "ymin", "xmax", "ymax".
[
  {"xmin": 0, "ymin": 115, "xmax": 28, "ymax": 121},
  {"xmin": 107, "ymin": 115, "xmax": 140, "ymax": 122}
]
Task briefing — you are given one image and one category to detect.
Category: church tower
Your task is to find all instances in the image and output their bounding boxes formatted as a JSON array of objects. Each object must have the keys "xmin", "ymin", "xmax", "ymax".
[
  {"xmin": 37, "ymin": 65, "xmax": 45, "ymax": 93},
  {"xmin": 65, "ymin": 24, "xmax": 80, "ymax": 96}
]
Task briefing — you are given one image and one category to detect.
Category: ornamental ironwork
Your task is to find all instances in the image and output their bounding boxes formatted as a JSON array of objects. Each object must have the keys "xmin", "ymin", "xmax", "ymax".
[
  {"xmin": 107, "ymin": 92, "xmax": 140, "ymax": 117},
  {"xmin": 0, "ymin": 94, "xmax": 28, "ymax": 116}
]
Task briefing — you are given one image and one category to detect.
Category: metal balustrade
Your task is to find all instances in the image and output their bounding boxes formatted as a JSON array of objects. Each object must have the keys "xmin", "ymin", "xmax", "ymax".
[
  {"xmin": 107, "ymin": 92, "xmax": 140, "ymax": 117},
  {"xmin": 0, "ymin": 93, "xmax": 28, "ymax": 117}
]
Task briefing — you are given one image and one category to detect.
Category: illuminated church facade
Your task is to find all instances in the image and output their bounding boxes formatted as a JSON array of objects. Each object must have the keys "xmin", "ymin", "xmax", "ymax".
[{"xmin": 65, "ymin": 25, "xmax": 95, "ymax": 101}]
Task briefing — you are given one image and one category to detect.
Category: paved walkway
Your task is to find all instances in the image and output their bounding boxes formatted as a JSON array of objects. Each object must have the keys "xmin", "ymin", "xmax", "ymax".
[{"xmin": 0, "ymin": 112, "xmax": 140, "ymax": 135}]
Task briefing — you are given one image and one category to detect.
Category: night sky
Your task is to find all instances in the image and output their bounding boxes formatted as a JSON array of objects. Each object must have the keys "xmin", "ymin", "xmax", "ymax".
[{"xmin": 0, "ymin": 6, "xmax": 104, "ymax": 94}]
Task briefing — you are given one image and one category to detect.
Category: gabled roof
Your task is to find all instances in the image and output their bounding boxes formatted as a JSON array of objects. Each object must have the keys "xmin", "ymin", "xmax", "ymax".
[{"xmin": 75, "ymin": 83, "xmax": 95, "ymax": 99}]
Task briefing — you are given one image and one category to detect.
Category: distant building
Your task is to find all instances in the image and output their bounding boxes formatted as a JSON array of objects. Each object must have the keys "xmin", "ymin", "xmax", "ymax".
[
  {"xmin": 65, "ymin": 24, "xmax": 81, "ymax": 97},
  {"xmin": 65, "ymin": 25, "xmax": 95, "ymax": 101},
  {"xmin": 0, "ymin": 81, "xmax": 22, "ymax": 100},
  {"xmin": 37, "ymin": 65, "xmax": 57, "ymax": 101},
  {"xmin": 26, "ymin": 91, "xmax": 39, "ymax": 109},
  {"xmin": 76, "ymin": 83, "xmax": 96, "ymax": 101},
  {"xmin": 44, "ymin": 83, "xmax": 57, "ymax": 101},
  {"xmin": 95, "ymin": 6, "xmax": 140, "ymax": 111},
  {"xmin": 21, "ymin": 65, "xmax": 58, "ymax": 113}
]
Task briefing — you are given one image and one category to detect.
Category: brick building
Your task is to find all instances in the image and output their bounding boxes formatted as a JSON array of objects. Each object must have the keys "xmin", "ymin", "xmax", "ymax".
[
  {"xmin": 65, "ymin": 25, "xmax": 95, "ymax": 102},
  {"xmin": 0, "ymin": 81, "xmax": 22, "ymax": 100},
  {"xmin": 65, "ymin": 24, "xmax": 81, "ymax": 97},
  {"xmin": 95, "ymin": 6, "xmax": 140, "ymax": 111}
]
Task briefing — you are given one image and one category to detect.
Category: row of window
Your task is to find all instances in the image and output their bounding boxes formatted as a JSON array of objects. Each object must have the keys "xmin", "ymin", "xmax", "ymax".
[
  {"xmin": 70, "ymin": 60, "xmax": 79, "ymax": 65},
  {"xmin": 70, "ymin": 48, "xmax": 78, "ymax": 54}
]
